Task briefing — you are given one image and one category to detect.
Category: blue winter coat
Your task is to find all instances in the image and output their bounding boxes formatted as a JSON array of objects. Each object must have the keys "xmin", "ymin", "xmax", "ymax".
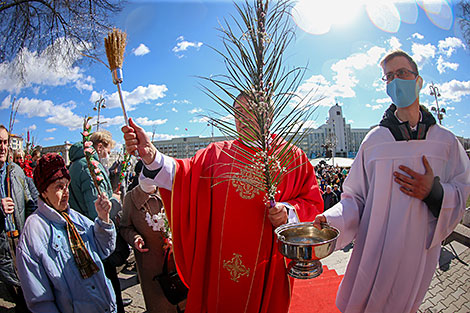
[{"xmin": 16, "ymin": 200, "xmax": 117, "ymax": 313}]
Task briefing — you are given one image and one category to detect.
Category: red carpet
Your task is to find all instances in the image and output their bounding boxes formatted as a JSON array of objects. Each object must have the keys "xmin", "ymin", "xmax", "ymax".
[{"xmin": 289, "ymin": 265, "xmax": 343, "ymax": 313}]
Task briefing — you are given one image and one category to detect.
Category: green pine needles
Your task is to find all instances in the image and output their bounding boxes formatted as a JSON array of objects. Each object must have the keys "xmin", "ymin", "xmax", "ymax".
[{"xmin": 201, "ymin": 0, "xmax": 322, "ymax": 205}]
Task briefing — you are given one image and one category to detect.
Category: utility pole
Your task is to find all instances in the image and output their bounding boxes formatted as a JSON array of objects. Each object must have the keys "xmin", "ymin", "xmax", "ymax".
[{"xmin": 429, "ymin": 82, "xmax": 445, "ymax": 125}]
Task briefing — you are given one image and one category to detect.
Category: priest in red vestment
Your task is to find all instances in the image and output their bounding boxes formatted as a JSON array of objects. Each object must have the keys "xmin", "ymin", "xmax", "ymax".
[{"xmin": 122, "ymin": 94, "xmax": 323, "ymax": 313}]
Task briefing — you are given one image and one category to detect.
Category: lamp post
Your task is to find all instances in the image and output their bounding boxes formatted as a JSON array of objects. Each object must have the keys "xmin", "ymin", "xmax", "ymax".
[
  {"xmin": 93, "ymin": 96, "xmax": 107, "ymax": 131},
  {"xmin": 429, "ymin": 82, "xmax": 445, "ymax": 125}
]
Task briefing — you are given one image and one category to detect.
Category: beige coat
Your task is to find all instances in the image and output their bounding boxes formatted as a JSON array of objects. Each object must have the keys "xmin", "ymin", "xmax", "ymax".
[{"xmin": 120, "ymin": 186, "xmax": 177, "ymax": 313}]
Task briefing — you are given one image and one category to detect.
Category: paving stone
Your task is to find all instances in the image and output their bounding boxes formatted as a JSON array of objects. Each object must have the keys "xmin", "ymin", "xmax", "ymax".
[
  {"xmin": 431, "ymin": 301, "xmax": 446, "ymax": 312},
  {"xmin": 441, "ymin": 293, "xmax": 457, "ymax": 308},
  {"xmin": 429, "ymin": 293, "xmax": 445, "ymax": 306}
]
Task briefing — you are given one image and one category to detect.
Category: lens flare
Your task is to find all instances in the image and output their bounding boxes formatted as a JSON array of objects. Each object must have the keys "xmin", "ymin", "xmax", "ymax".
[
  {"xmin": 291, "ymin": 0, "xmax": 362, "ymax": 36},
  {"xmin": 418, "ymin": 0, "xmax": 453, "ymax": 30},
  {"xmin": 394, "ymin": 1, "xmax": 418, "ymax": 24},
  {"xmin": 366, "ymin": 2, "xmax": 401, "ymax": 33},
  {"xmin": 292, "ymin": 0, "xmax": 454, "ymax": 35}
]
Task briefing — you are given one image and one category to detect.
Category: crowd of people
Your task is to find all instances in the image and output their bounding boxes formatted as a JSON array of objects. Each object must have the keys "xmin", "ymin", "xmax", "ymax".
[
  {"xmin": 0, "ymin": 50, "xmax": 469, "ymax": 313},
  {"xmin": 1, "ymin": 129, "xmax": 179, "ymax": 312},
  {"xmin": 314, "ymin": 163, "xmax": 349, "ymax": 210}
]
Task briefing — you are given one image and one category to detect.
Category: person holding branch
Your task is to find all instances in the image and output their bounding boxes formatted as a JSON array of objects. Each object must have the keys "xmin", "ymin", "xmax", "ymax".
[
  {"xmin": 121, "ymin": 93, "xmax": 323, "ymax": 313},
  {"xmin": 16, "ymin": 153, "xmax": 117, "ymax": 313}
]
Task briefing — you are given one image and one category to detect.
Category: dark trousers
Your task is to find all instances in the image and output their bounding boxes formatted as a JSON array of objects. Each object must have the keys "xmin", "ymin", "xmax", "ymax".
[
  {"xmin": 103, "ymin": 259, "xmax": 124, "ymax": 313},
  {"xmin": 6, "ymin": 284, "xmax": 30, "ymax": 313}
]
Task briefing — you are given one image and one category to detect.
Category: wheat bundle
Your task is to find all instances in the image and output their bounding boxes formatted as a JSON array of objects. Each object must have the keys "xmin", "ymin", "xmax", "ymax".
[
  {"xmin": 104, "ymin": 28, "xmax": 127, "ymax": 73},
  {"xmin": 104, "ymin": 28, "xmax": 129, "ymax": 125}
]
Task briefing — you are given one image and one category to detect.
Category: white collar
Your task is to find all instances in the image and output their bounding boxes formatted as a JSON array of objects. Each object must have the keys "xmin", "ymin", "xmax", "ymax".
[{"xmin": 394, "ymin": 110, "xmax": 422, "ymax": 131}]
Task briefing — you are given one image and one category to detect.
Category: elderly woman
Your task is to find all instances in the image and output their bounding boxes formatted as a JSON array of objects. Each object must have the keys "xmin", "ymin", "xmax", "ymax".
[{"xmin": 16, "ymin": 153, "xmax": 117, "ymax": 313}]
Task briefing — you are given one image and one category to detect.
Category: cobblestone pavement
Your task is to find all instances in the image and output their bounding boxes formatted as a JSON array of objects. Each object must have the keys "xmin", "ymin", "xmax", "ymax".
[
  {"xmin": 1, "ymin": 224, "xmax": 469, "ymax": 313},
  {"xmin": 417, "ymin": 223, "xmax": 470, "ymax": 313}
]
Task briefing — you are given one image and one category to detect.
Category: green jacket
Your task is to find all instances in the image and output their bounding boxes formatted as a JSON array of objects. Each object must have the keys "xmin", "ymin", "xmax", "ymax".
[{"xmin": 68, "ymin": 142, "xmax": 113, "ymax": 220}]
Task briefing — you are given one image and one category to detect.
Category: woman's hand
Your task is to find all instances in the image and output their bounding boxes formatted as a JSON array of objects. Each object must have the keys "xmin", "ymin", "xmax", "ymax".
[
  {"xmin": 134, "ymin": 237, "xmax": 149, "ymax": 253},
  {"xmin": 95, "ymin": 194, "xmax": 111, "ymax": 224}
]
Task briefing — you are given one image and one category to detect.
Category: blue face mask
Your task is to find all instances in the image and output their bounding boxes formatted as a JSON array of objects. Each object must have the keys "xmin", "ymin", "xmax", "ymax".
[{"xmin": 386, "ymin": 78, "xmax": 421, "ymax": 108}]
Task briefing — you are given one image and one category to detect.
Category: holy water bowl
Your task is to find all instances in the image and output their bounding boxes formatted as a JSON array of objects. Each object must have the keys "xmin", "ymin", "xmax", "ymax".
[{"xmin": 275, "ymin": 222, "xmax": 340, "ymax": 279}]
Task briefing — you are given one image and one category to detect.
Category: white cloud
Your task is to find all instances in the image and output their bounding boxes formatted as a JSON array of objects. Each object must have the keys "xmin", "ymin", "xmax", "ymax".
[
  {"xmin": 4, "ymin": 96, "xmax": 83, "ymax": 130},
  {"xmin": 387, "ymin": 36, "xmax": 402, "ymax": 51},
  {"xmin": 46, "ymin": 128, "xmax": 57, "ymax": 133},
  {"xmin": 0, "ymin": 37, "xmax": 94, "ymax": 93},
  {"xmin": 411, "ymin": 43, "xmax": 436, "ymax": 65},
  {"xmin": 302, "ymin": 120, "xmax": 320, "ymax": 129},
  {"xmin": 28, "ymin": 124, "xmax": 37, "ymax": 130},
  {"xmin": 175, "ymin": 127, "xmax": 180, "ymax": 131},
  {"xmin": 375, "ymin": 97, "xmax": 390, "ymax": 104},
  {"xmin": 172, "ymin": 36, "xmax": 203, "ymax": 55},
  {"xmin": 1, "ymin": 95, "xmax": 11, "ymax": 109},
  {"xmin": 151, "ymin": 133, "xmax": 178, "ymax": 141},
  {"xmin": 189, "ymin": 107, "xmax": 203, "ymax": 114},
  {"xmin": 99, "ymin": 116, "xmax": 125, "ymax": 127},
  {"xmin": 190, "ymin": 116, "xmax": 209, "ymax": 123},
  {"xmin": 92, "ymin": 84, "xmax": 168, "ymax": 111},
  {"xmin": 366, "ymin": 103, "xmax": 383, "ymax": 110},
  {"xmin": 438, "ymin": 37, "xmax": 465, "ymax": 57},
  {"xmin": 171, "ymin": 99, "xmax": 191, "ymax": 105},
  {"xmin": 172, "ymin": 108, "xmax": 178, "ymax": 112},
  {"xmin": 331, "ymin": 46, "xmax": 386, "ymax": 97},
  {"xmin": 294, "ymin": 45, "xmax": 386, "ymax": 107},
  {"xmin": 412, "ymin": 33, "xmax": 424, "ymax": 40},
  {"xmin": 44, "ymin": 137, "xmax": 55, "ymax": 141},
  {"xmin": 436, "ymin": 55, "xmax": 459, "ymax": 74},
  {"xmin": 430, "ymin": 80, "xmax": 470, "ymax": 103},
  {"xmin": 294, "ymin": 75, "xmax": 336, "ymax": 107},
  {"xmin": 135, "ymin": 117, "xmax": 167, "ymax": 126},
  {"xmin": 133, "ymin": 44, "xmax": 151, "ymax": 56}
]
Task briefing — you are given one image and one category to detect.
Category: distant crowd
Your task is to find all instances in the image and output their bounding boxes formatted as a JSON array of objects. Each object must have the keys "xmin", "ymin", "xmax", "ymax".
[{"xmin": 314, "ymin": 162, "xmax": 349, "ymax": 211}]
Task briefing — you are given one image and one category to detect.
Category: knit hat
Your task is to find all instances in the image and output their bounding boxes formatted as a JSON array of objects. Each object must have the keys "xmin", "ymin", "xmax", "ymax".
[{"xmin": 33, "ymin": 153, "xmax": 70, "ymax": 194}]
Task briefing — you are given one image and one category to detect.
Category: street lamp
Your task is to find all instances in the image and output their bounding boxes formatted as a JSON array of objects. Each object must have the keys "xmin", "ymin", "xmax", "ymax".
[
  {"xmin": 93, "ymin": 96, "xmax": 107, "ymax": 131},
  {"xmin": 429, "ymin": 82, "xmax": 445, "ymax": 125}
]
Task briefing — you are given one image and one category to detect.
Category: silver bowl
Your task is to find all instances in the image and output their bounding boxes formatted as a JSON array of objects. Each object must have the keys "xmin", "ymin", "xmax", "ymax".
[{"xmin": 275, "ymin": 222, "xmax": 340, "ymax": 279}]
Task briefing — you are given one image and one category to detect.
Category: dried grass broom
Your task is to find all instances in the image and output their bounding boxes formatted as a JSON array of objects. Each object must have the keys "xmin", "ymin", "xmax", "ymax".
[{"xmin": 104, "ymin": 28, "xmax": 129, "ymax": 126}]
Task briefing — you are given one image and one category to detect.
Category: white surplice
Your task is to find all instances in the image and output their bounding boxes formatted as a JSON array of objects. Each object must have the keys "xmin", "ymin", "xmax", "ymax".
[{"xmin": 324, "ymin": 124, "xmax": 470, "ymax": 313}]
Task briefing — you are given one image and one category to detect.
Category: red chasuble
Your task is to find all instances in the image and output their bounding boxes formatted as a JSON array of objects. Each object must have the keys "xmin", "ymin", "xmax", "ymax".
[{"xmin": 160, "ymin": 138, "xmax": 323, "ymax": 313}]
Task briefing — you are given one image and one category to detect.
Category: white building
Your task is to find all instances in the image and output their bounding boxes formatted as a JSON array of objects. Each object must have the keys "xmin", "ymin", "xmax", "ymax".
[{"xmin": 300, "ymin": 104, "xmax": 371, "ymax": 159}]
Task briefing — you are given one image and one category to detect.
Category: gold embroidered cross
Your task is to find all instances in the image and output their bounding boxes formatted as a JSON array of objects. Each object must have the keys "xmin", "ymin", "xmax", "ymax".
[{"xmin": 223, "ymin": 253, "xmax": 250, "ymax": 282}]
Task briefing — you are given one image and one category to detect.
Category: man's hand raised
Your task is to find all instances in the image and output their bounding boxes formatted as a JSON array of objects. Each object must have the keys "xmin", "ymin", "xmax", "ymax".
[{"xmin": 121, "ymin": 118, "xmax": 157, "ymax": 165}]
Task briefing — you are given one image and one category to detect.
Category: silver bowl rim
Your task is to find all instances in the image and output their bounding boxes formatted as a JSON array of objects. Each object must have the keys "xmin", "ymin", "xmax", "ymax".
[{"xmin": 275, "ymin": 221, "xmax": 340, "ymax": 247}]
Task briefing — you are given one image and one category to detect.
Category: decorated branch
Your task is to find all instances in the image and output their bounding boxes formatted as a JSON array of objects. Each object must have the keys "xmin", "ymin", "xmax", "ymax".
[
  {"xmin": 117, "ymin": 151, "xmax": 131, "ymax": 190},
  {"xmin": 202, "ymin": 0, "xmax": 321, "ymax": 207},
  {"xmin": 82, "ymin": 117, "xmax": 104, "ymax": 196},
  {"xmin": 145, "ymin": 208, "xmax": 173, "ymax": 248}
]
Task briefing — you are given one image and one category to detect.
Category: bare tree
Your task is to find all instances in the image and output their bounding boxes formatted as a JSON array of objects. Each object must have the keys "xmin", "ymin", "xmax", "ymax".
[
  {"xmin": 459, "ymin": 0, "xmax": 470, "ymax": 49},
  {"xmin": 0, "ymin": 0, "xmax": 123, "ymax": 76}
]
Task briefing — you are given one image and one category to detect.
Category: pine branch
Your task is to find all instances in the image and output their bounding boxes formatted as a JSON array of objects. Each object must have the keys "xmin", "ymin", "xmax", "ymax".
[{"xmin": 201, "ymin": 0, "xmax": 322, "ymax": 204}]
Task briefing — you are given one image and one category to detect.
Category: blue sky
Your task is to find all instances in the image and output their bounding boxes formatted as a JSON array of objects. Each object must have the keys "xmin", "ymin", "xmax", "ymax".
[{"xmin": 1, "ymin": 0, "xmax": 469, "ymax": 152}]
